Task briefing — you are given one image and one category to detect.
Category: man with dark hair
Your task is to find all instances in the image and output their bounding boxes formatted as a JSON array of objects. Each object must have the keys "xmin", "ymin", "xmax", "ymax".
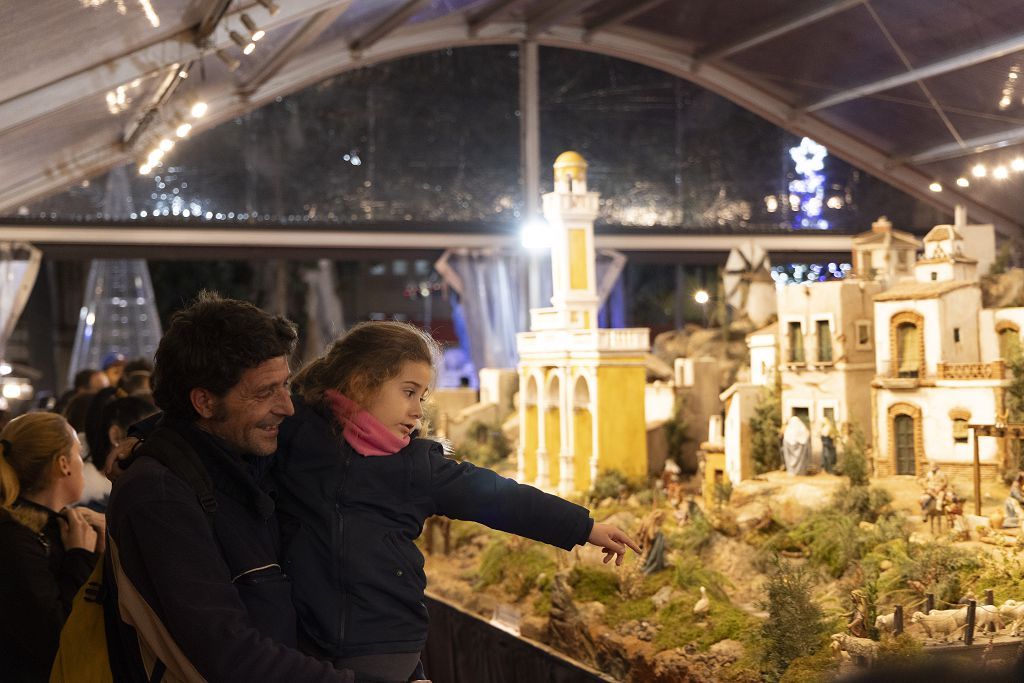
[
  {"xmin": 106, "ymin": 292, "xmax": 352, "ymax": 682},
  {"xmin": 54, "ymin": 368, "xmax": 108, "ymax": 414}
]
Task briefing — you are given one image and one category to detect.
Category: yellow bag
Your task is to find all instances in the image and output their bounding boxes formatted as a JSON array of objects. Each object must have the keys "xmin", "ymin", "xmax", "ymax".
[{"xmin": 49, "ymin": 557, "xmax": 113, "ymax": 683}]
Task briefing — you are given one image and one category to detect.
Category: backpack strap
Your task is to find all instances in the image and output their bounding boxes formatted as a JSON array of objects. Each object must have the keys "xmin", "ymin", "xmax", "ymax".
[{"xmin": 134, "ymin": 426, "xmax": 218, "ymax": 515}]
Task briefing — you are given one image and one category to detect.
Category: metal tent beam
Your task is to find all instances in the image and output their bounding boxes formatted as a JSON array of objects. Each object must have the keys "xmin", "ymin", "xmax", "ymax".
[
  {"xmin": 350, "ymin": 0, "xmax": 431, "ymax": 54},
  {"xmin": 700, "ymin": 0, "xmax": 863, "ymax": 62},
  {"xmin": 239, "ymin": 2, "xmax": 353, "ymax": 96},
  {"xmin": 0, "ymin": 0, "xmax": 350, "ymax": 138},
  {"xmin": 526, "ymin": 0, "xmax": 598, "ymax": 39},
  {"xmin": 467, "ymin": 0, "xmax": 524, "ymax": 36},
  {"xmin": 903, "ymin": 126, "xmax": 1024, "ymax": 165},
  {"xmin": 806, "ymin": 32, "xmax": 1024, "ymax": 112},
  {"xmin": 584, "ymin": 0, "xmax": 669, "ymax": 37},
  {"xmin": 3, "ymin": 18, "xmax": 1020, "ymax": 239}
]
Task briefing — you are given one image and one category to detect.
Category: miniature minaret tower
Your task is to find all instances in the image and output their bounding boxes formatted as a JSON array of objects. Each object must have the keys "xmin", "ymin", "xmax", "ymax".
[{"xmin": 516, "ymin": 152, "xmax": 650, "ymax": 495}]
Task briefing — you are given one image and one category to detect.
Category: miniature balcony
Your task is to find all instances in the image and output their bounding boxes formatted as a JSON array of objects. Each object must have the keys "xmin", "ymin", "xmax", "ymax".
[
  {"xmin": 935, "ymin": 360, "xmax": 1006, "ymax": 381},
  {"xmin": 876, "ymin": 358, "xmax": 925, "ymax": 388},
  {"xmin": 517, "ymin": 327, "xmax": 650, "ymax": 355}
]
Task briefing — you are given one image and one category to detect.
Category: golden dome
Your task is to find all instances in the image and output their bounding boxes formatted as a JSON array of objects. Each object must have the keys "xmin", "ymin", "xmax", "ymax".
[{"xmin": 553, "ymin": 150, "xmax": 587, "ymax": 180}]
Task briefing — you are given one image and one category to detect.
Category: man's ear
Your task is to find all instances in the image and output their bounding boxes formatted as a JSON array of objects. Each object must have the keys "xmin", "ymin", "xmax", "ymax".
[{"xmin": 190, "ymin": 387, "xmax": 219, "ymax": 419}]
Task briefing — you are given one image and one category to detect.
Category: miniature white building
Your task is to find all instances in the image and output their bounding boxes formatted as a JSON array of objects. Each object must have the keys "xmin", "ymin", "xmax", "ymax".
[
  {"xmin": 871, "ymin": 220, "xmax": 1009, "ymax": 482},
  {"xmin": 747, "ymin": 323, "xmax": 777, "ymax": 386}
]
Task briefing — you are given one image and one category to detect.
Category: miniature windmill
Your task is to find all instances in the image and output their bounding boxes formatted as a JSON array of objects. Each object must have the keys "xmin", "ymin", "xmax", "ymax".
[{"xmin": 722, "ymin": 240, "xmax": 776, "ymax": 328}]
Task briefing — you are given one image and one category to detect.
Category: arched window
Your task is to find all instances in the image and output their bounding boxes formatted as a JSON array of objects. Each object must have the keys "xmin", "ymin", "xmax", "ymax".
[
  {"xmin": 896, "ymin": 322, "xmax": 920, "ymax": 378},
  {"xmin": 998, "ymin": 322, "xmax": 1021, "ymax": 360}
]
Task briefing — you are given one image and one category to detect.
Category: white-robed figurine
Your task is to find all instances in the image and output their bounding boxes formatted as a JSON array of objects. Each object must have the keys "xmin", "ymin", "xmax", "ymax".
[{"xmin": 782, "ymin": 415, "xmax": 810, "ymax": 476}]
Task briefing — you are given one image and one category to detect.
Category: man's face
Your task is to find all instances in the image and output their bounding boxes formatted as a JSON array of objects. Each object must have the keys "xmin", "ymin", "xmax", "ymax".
[{"xmin": 198, "ymin": 356, "xmax": 294, "ymax": 456}]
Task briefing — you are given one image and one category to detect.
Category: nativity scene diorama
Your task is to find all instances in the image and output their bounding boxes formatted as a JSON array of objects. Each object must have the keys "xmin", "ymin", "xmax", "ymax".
[{"xmin": 417, "ymin": 153, "xmax": 1024, "ymax": 682}]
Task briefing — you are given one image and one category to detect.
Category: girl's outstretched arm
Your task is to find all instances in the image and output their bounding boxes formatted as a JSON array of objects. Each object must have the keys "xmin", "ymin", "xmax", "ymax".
[{"xmin": 588, "ymin": 523, "xmax": 642, "ymax": 566}]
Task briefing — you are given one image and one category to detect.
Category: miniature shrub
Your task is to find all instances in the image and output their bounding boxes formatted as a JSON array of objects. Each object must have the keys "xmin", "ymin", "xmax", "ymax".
[
  {"xmin": 674, "ymin": 554, "xmax": 732, "ymax": 599},
  {"xmin": 875, "ymin": 633, "xmax": 923, "ymax": 664},
  {"xmin": 833, "ymin": 484, "xmax": 893, "ymax": 523},
  {"xmin": 654, "ymin": 597, "xmax": 756, "ymax": 650},
  {"xmin": 971, "ymin": 550, "xmax": 1024, "ymax": 604},
  {"xmin": 568, "ymin": 565, "xmax": 619, "ymax": 603},
  {"xmin": 750, "ymin": 377, "xmax": 782, "ymax": 474},
  {"xmin": 777, "ymin": 647, "xmax": 838, "ymax": 683},
  {"xmin": 866, "ymin": 539, "xmax": 981, "ymax": 606},
  {"xmin": 837, "ymin": 426, "xmax": 869, "ymax": 487},
  {"xmin": 589, "ymin": 469, "xmax": 635, "ymax": 501},
  {"xmin": 759, "ymin": 558, "xmax": 830, "ymax": 683},
  {"xmin": 476, "ymin": 539, "xmax": 556, "ymax": 600},
  {"xmin": 455, "ymin": 421, "xmax": 511, "ymax": 469},
  {"xmin": 676, "ymin": 507, "xmax": 715, "ymax": 554}
]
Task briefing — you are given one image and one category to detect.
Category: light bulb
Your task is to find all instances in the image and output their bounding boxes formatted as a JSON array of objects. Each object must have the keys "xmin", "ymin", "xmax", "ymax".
[
  {"xmin": 994, "ymin": 166, "xmax": 1009, "ymax": 180},
  {"xmin": 956, "ymin": 177, "xmax": 969, "ymax": 188},
  {"xmin": 972, "ymin": 164, "xmax": 987, "ymax": 178},
  {"xmin": 158, "ymin": 138, "xmax": 174, "ymax": 152},
  {"xmin": 190, "ymin": 101, "xmax": 208, "ymax": 118},
  {"xmin": 928, "ymin": 182, "xmax": 942, "ymax": 192},
  {"xmin": 175, "ymin": 123, "xmax": 192, "ymax": 138}
]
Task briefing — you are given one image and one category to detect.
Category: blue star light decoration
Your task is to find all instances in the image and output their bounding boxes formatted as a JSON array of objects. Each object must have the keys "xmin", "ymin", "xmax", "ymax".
[{"xmin": 788, "ymin": 137, "xmax": 829, "ymax": 230}]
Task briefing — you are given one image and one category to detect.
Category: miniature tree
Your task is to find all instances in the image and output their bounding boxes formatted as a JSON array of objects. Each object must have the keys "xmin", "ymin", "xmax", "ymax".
[
  {"xmin": 760, "ymin": 557, "xmax": 828, "ymax": 681},
  {"xmin": 1005, "ymin": 348, "xmax": 1024, "ymax": 473},
  {"xmin": 837, "ymin": 424, "xmax": 870, "ymax": 487},
  {"xmin": 750, "ymin": 370, "xmax": 782, "ymax": 474}
]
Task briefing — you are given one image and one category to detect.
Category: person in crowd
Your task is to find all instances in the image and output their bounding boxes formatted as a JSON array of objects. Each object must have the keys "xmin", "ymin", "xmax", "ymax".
[
  {"xmin": 100, "ymin": 352, "xmax": 127, "ymax": 389},
  {"xmin": 61, "ymin": 391, "xmax": 95, "ymax": 434},
  {"xmin": 119, "ymin": 357, "xmax": 153, "ymax": 396},
  {"xmin": 79, "ymin": 395, "xmax": 158, "ymax": 512},
  {"xmin": 275, "ymin": 320, "xmax": 641, "ymax": 682},
  {"xmin": 1003, "ymin": 471, "xmax": 1024, "ymax": 526},
  {"xmin": 53, "ymin": 368, "xmax": 107, "ymax": 415},
  {"xmin": 105, "ymin": 292, "xmax": 355, "ymax": 682},
  {"xmin": 0, "ymin": 412, "xmax": 104, "ymax": 681}
]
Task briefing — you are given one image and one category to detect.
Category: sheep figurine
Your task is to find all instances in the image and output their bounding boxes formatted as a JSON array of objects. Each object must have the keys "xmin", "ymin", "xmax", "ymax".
[{"xmin": 830, "ymin": 633, "xmax": 878, "ymax": 666}]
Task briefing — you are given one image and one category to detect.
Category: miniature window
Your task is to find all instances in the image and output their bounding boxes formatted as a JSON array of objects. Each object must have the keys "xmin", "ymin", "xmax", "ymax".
[
  {"xmin": 856, "ymin": 321, "xmax": 872, "ymax": 349},
  {"xmin": 896, "ymin": 322, "xmax": 921, "ymax": 378},
  {"xmin": 953, "ymin": 418, "xmax": 969, "ymax": 444},
  {"xmin": 816, "ymin": 319, "xmax": 833, "ymax": 363},
  {"xmin": 391, "ymin": 259, "xmax": 408, "ymax": 276},
  {"xmin": 953, "ymin": 328, "xmax": 960, "ymax": 343},
  {"xmin": 368, "ymin": 262, "xmax": 387, "ymax": 276},
  {"xmin": 793, "ymin": 407, "xmax": 810, "ymax": 427},
  {"xmin": 999, "ymin": 327, "xmax": 1021, "ymax": 360},
  {"xmin": 896, "ymin": 250, "xmax": 910, "ymax": 273},
  {"xmin": 930, "ymin": 272, "xmax": 938, "ymax": 281},
  {"xmin": 788, "ymin": 322, "xmax": 804, "ymax": 363}
]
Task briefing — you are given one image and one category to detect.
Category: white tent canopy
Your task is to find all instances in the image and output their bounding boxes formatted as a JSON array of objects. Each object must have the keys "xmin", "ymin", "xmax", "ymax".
[{"xmin": 2, "ymin": 0, "xmax": 1023, "ymax": 236}]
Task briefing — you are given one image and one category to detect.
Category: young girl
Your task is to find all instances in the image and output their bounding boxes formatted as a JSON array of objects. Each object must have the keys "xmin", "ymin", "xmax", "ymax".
[{"xmin": 275, "ymin": 321, "xmax": 640, "ymax": 682}]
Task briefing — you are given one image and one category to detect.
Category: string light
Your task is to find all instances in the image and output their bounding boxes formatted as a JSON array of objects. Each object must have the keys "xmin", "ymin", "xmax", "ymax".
[
  {"xmin": 241, "ymin": 14, "xmax": 265, "ymax": 41},
  {"xmin": 956, "ymin": 177, "xmax": 969, "ymax": 188},
  {"xmin": 158, "ymin": 138, "xmax": 174, "ymax": 152},
  {"xmin": 787, "ymin": 137, "xmax": 829, "ymax": 230},
  {"xmin": 972, "ymin": 163, "xmax": 987, "ymax": 178},
  {"xmin": 994, "ymin": 166, "xmax": 1009, "ymax": 180},
  {"xmin": 1012, "ymin": 158, "xmax": 1024, "ymax": 172},
  {"xmin": 928, "ymin": 182, "xmax": 942, "ymax": 192},
  {"xmin": 190, "ymin": 100, "xmax": 208, "ymax": 118},
  {"xmin": 175, "ymin": 122, "xmax": 192, "ymax": 138}
]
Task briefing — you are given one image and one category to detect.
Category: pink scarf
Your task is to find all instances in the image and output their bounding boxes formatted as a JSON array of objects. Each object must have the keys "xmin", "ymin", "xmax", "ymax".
[{"xmin": 323, "ymin": 389, "xmax": 408, "ymax": 456}]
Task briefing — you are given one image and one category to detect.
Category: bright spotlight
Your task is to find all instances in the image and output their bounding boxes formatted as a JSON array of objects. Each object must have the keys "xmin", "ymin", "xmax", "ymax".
[
  {"xmin": 520, "ymin": 219, "xmax": 552, "ymax": 250},
  {"xmin": 694, "ymin": 290, "xmax": 710, "ymax": 305},
  {"xmin": 190, "ymin": 101, "xmax": 208, "ymax": 118},
  {"xmin": 928, "ymin": 182, "xmax": 942, "ymax": 193}
]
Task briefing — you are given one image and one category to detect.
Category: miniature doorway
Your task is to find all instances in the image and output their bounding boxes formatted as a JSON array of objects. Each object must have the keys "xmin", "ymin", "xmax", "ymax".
[
  {"xmin": 522, "ymin": 375, "xmax": 539, "ymax": 483},
  {"xmin": 894, "ymin": 414, "xmax": 916, "ymax": 475},
  {"xmin": 573, "ymin": 376, "xmax": 593, "ymax": 493},
  {"xmin": 545, "ymin": 375, "xmax": 561, "ymax": 489},
  {"xmin": 895, "ymin": 320, "xmax": 922, "ymax": 378}
]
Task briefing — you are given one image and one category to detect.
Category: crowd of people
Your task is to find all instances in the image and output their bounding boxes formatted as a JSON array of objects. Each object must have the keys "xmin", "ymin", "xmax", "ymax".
[{"xmin": 0, "ymin": 291, "xmax": 640, "ymax": 683}]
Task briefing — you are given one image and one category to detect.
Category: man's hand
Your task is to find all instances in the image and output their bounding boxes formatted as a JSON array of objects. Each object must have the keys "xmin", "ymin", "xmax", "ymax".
[
  {"xmin": 104, "ymin": 437, "xmax": 140, "ymax": 482},
  {"xmin": 587, "ymin": 522, "xmax": 642, "ymax": 566}
]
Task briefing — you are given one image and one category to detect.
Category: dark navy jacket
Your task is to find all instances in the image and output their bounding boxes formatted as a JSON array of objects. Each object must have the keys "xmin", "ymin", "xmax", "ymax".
[
  {"xmin": 108, "ymin": 417, "xmax": 348, "ymax": 682},
  {"xmin": 274, "ymin": 396, "xmax": 594, "ymax": 659}
]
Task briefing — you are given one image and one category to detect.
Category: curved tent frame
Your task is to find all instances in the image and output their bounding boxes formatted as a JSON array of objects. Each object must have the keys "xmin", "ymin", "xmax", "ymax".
[{"xmin": 1, "ymin": 0, "xmax": 1022, "ymax": 236}]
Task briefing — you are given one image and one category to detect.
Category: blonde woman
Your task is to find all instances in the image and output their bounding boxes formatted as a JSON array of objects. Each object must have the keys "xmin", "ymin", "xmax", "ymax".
[{"xmin": 0, "ymin": 412, "xmax": 104, "ymax": 681}]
